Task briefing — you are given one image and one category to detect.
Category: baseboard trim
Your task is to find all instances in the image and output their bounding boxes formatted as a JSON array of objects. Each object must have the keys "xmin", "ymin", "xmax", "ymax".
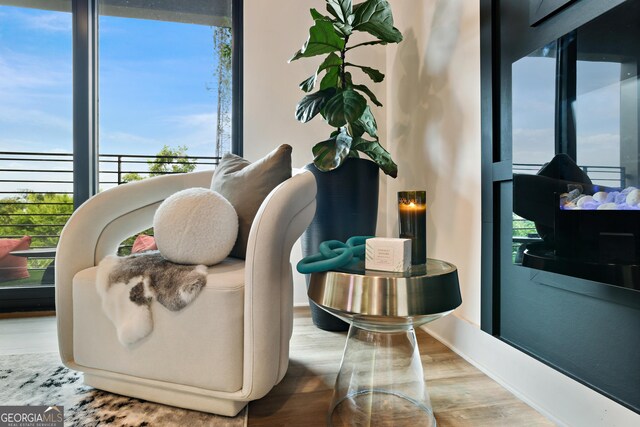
[{"xmin": 422, "ymin": 315, "xmax": 639, "ymax": 426}]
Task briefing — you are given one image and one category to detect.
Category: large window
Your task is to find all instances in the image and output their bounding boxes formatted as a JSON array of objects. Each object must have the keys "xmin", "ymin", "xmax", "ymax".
[
  {"xmin": 0, "ymin": 2, "xmax": 73, "ymax": 309},
  {"xmin": 98, "ymin": 0, "xmax": 234, "ymax": 188},
  {"xmin": 0, "ymin": 0, "xmax": 240, "ymax": 312}
]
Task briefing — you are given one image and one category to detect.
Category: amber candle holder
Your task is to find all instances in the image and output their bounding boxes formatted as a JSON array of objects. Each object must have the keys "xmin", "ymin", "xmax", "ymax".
[{"xmin": 398, "ymin": 191, "xmax": 427, "ymax": 265}]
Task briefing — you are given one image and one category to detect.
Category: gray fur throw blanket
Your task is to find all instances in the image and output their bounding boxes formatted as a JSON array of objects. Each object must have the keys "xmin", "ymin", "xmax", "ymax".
[{"xmin": 96, "ymin": 251, "xmax": 207, "ymax": 346}]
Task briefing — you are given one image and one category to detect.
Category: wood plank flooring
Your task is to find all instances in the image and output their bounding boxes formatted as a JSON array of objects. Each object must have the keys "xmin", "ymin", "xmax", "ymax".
[
  {"xmin": 249, "ymin": 308, "xmax": 554, "ymax": 427},
  {"xmin": 0, "ymin": 309, "xmax": 554, "ymax": 426}
]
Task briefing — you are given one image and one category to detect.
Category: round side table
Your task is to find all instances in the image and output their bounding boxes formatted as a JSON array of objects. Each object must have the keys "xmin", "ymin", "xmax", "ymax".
[{"xmin": 308, "ymin": 259, "xmax": 461, "ymax": 427}]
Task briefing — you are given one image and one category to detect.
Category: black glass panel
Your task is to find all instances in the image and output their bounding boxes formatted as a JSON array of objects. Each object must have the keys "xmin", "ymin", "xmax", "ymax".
[{"xmin": 512, "ymin": 0, "xmax": 640, "ymax": 290}]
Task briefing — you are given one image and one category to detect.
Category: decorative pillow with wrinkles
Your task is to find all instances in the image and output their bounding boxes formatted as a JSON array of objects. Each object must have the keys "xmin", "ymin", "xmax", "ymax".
[
  {"xmin": 131, "ymin": 234, "xmax": 157, "ymax": 254},
  {"xmin": 211, "ymin": 144, "xmax": 292, "ymax": 259},
  {"xmin": 0, "ymin": 236, "xmax": 32, "ymax": 282}
]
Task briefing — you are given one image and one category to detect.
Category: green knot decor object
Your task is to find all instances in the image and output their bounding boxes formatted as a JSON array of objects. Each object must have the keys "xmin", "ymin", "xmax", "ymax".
[{"xmin": 297, "ymin": 236, "xmax": 373, "ymax": 274}]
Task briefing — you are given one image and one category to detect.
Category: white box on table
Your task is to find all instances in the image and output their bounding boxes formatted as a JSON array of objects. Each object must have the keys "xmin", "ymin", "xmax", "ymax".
[{"xmin": 365, "ymin": 237, "xmax": 411, "ymax": 272}]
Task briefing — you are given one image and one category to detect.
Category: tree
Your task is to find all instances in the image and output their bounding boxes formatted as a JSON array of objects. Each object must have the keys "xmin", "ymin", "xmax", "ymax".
[
  {"xmin": 0, "ymin": 192, "xmax": 73, "ymax": 269},
  {"xmin": 212, "ymin": 27, "xmax": 232, "ymax": 157},
  {"xmin": 148, "ymin": 145, "xmax": 197, "ymax": 176},
  {"xmin": 121, "ymin": 145, "xmax": 197, "ymax": 183}
]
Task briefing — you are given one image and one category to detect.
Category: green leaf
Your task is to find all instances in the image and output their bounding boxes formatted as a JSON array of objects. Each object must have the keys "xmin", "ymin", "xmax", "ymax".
[
  {"xmin": 352, "ymin": 0, "xmax": 403, "ymax": 43},
  {"xmin": 320, "ymin": 66, "xmax": 339, "ymax": 90},
  {"xmin": 349, "ymin": 121, "xmax": 365, "ymax": 138},
  {"xmin": 312, "ymin": 131, "xmax": 353, "ymax": 172},
  {"xmin": 343, "ymin": 71, "xmax": 383, "ymax": 107},
  {"xmin": 327, "ymin": 1, "xmax": 354, "ymax": 36},
  {"xmin": 352, "ymin": 83, "xmax": 382, "ymax": 107},
  {"xmin": 355, "ymin": 106, "xmax": 378, "ymax": 137},
  {"xmin": 299, "ymin": 74, "xmax": 317, "ymax": 92},
  {"xmin": 333, "ymin": 22, "xmax": 353, "ymax": 37},
  {"xmin": 346, "ymin": 63, "xmax": 385, "ymax": 82},
  {"xmin": 299, "ymin": 53, "xmax": 342, "ymax": 93},
  {"xmin": 319, "ymin": 52, "xmax": 343, "ymax": 72},
  {"xmin": 295, "ymin": 88, "xmax": 336, "ymax": 123},
  {"xmin": 289, "ymin": 18, "xmax": 345, "ymax": 62},
  {"xmin": 310, "ymin": 8, "xmax": 329, "ymax": 21},
  {"xmin": 326, "ymin": 0, "xmax": 353, "ymax": 24},
  {"xmin": 321, "ymin": 88, "xmax": 367, "ymax": 128},
  {"xmin": 352, "ymin": 137, "xmax": 398, "ymax": 177}
]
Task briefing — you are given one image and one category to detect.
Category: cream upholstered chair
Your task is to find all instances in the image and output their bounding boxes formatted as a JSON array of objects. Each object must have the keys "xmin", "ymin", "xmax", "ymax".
[{"xmin": 55, "ymin": 169, "xmax": 316, "ymax": 416}]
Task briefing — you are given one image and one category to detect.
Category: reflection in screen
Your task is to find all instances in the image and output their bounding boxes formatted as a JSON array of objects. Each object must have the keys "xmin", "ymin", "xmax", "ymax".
[
  {"xmin": 509, "ymin": 0, "xmax": 640, "ymax": 289},
  {"xmin": 512, "ymin": 51, "xmax": 556, "ymax": 168}
]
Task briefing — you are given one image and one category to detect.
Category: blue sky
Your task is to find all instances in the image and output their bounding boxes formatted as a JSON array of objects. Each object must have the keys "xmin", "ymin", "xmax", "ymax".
[
  {"xmin": 0, "ymin": 5, "xmax": 222, "ymax": 158},
  {"xmin": 512, "ymin": 55, "xmax": 622, "ymax": 171}
]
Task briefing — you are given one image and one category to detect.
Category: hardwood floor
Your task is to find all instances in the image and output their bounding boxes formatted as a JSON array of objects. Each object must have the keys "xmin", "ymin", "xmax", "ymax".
[
  {"xmin": 249, "ymin": 308, "xmax": 554, "ymax": 427},
  {"xmin": 0, "ymin": 309, "xmax": 554, "ymax": 426}
]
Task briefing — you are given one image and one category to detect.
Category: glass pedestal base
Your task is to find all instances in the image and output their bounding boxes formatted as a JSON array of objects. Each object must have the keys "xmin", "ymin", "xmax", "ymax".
[{"xmin": 329, "ymin": 324, "xmax": 436, "ymax": 427}]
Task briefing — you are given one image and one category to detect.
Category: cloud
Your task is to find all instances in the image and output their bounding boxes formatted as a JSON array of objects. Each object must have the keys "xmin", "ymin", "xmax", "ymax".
[
  {"xmin": 23, "ymin": 12, "xmax": 71, "ymax": 33},
  {"xmin": 48, "ymin": 147, "xmax": 71, "ymax": 154},
  {"xmin": 100, "ymin": 130, "xmax": 156, "ymax": 146},
  {"xmin": 167, "ymin": 112, "xmax": 216, "ymax": 127},
  {"xmin": 512, "ymin": 128, "xmax": 555, "ymax": 165},
  {"xmin": 576, "ymin": 133, "xmax": 619, "ymax": 148},
  {"xmin": 512, "ymin": 127, "xmax": 623, "ymax": 169},
  {"xmin": 0, "ymin": 52, "xmax": 70, "ymax": 91},
  {"xmin": 161, "ymin": 111, "xmax": 230, "ymax": 154},
  {"xmin": 99, "ymin": 108, "xmax": 227, "ymax": 158},
  {"xmin": 0, "ymin": 105, "xmax": 71, "ymax": 132}
]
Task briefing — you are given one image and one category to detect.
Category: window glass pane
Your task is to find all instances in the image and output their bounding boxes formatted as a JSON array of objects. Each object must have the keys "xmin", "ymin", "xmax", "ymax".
[
  {"xmin": 0, "ymin": 1, "xmax": 72, "ymax": 289},
  {"xmin": 511, "ymin": 47, "xmax": 557, "ymax": 262},
  {"xmin": 509, "ymin": 0, "xmax": 640, "ymax": 287},
  {"xmin": 575, "ymin": 61, "xmax": 623, "ymax": 187},
  {"xmin": 98, "ymin": 0, "xmax": 232, "ymax": 190},
  {"xmin": 512, "ymin": 48, "xmax": 557, "ymax": 170}
]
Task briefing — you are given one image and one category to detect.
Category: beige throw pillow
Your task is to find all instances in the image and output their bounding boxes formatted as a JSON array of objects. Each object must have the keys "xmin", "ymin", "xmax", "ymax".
[{"xmin": 211, "ymin": 144, "xmax": 292, "ymax": 259}]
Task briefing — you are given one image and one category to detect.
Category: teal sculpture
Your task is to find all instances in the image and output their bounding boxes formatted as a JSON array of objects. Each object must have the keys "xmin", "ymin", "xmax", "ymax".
[{"xmin": 296, "ymin": 236, "xmax": 373, "ymax": 274}]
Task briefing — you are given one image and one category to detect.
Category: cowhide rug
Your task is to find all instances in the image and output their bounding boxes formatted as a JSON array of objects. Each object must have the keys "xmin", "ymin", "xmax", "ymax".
[
  {"xmin": 97, "ymin": 252, "xmax": 208, "ymax": 346},
  {"xmin": 0, "ymin": 352, "xmax": 247, "ymax": 426}
]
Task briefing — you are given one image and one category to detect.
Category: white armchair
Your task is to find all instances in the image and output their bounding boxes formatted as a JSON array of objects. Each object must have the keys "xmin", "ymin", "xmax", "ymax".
[{"xmin": 55, "ymin": 169, "xmax": 316, "ymax": 416}]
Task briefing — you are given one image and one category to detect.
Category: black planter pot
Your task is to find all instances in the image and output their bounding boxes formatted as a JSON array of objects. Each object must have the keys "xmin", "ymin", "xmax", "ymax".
[{"xmin": 301, "ymin": 158, "xmax": 379, "ymax": 331}]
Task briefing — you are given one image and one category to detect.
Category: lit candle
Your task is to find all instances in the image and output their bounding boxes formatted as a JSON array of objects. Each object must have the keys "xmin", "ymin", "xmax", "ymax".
[{"xmin": 398, "ymin": 191, "xmax": 427, "ymax": 265}]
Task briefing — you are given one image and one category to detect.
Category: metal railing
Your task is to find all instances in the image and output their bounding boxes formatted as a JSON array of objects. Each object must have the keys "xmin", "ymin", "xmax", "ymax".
[
  {"xmin": 513, "ymin": 163, "xmax": 627, "ymax": 188},
  {"xmin": 0, "ymin": 151, "xmax": 221, "ymax": 282}
]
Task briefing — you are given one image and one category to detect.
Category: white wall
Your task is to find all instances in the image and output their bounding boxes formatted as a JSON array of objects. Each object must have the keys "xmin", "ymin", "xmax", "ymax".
[
  {"xmin": 386, "ymin": 1, "xmax": 638, "ymax": 425},
  {"xmin": 244, "ymin": 0, "xmax": 386, "ymax": 305},
  {"xmin": 385, "ymin": 0, "xmax": 481, "ymax": 325}
]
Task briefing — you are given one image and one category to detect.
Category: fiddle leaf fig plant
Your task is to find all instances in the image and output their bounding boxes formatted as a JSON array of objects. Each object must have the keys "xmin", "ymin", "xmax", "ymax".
[{"xmin": 289, "ymin": 0, "xmax": 402, "ymax": 178}]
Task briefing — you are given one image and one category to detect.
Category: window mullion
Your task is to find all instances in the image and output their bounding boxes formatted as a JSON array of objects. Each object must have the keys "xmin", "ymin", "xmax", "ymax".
[{"xmin": 72, "ymin": 0, "xmax": 99, "ymax": 209}]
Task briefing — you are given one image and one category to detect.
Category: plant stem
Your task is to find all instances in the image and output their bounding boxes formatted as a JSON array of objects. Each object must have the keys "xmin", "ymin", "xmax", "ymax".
[{"xmin": 340, "ymin": 35, "xmax": 349, "ymax": 89}]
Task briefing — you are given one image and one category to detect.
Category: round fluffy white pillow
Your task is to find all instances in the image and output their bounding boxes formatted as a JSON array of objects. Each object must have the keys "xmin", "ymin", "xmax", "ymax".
[{"xmin": 154, "ymin": 188, "xmax": 238, "ymax": 265}]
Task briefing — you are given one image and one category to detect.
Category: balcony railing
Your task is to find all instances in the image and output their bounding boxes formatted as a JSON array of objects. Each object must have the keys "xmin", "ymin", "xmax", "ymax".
[
  {"xmin": 0, "ymin": 151, "xmax": 220, "ymax": 286},
  {"xmin": 513, "ymin": 163, "xmax": 626, "ymax": 188}
]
